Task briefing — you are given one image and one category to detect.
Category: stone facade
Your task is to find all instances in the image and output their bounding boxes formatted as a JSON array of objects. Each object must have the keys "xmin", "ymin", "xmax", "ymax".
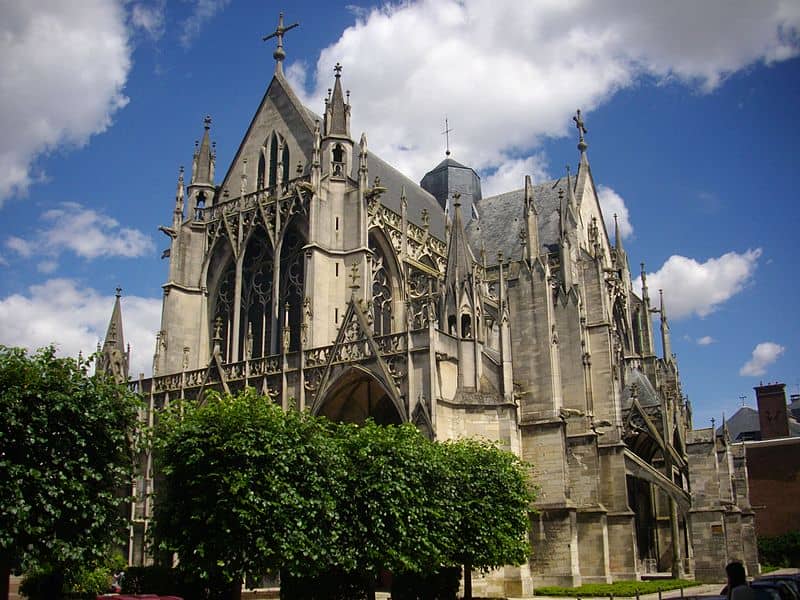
[{"xmin": 104, "ymin": 24, "xmax": 756, "ymax": 590}]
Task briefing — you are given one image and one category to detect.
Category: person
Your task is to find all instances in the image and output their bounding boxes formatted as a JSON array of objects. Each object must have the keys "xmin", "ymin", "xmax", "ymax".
[{"xmin": 727, "ymin": 561, "xmax": 756, "ymax": 600}]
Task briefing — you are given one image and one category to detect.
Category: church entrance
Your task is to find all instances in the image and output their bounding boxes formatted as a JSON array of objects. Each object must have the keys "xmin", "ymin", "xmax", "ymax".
[{"xmin": 316, "ymin": 368, "xmax": 403, "ymax": 425}]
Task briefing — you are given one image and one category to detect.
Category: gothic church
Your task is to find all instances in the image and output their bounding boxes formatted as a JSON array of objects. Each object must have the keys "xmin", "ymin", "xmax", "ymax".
[{"xmin": 101, "ymin": 15, "xmax": 759, "ymax": 595}]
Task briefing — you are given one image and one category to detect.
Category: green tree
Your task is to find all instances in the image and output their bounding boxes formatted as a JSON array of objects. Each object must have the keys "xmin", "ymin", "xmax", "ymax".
[
  {"xmin": 330, "ymin": 421, "xmax": 455, "ymax": 598},
  {"xmin": 0, "ymin": 346, "xmax": 140, "ymax": 600},
  {"xmin": 440, "ymin": 438, "xmax": 534, "ymax": 600},
  {"xmin": 152, "ymin": 389, "xmax": 345, "ymax": 599}
]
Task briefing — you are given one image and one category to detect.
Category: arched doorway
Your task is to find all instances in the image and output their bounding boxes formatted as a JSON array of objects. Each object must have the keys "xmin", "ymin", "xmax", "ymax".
[{"xmin": 316, "ymin": 367, "xmax": 403, "ymax": 425}]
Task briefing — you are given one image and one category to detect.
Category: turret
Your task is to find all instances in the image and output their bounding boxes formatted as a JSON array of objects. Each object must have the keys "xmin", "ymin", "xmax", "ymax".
[
  {"xmin": 188, "ymin": 116, "xmax": 216, "ymax": 218},
  {"xmin": 324, "ymin": 63, "xmax": 351, "ymax": 138},
  {"xmin": 97, "ymin": 288, "xmax": 130, "ymax": 383},
  {"xmin": 321, "ymin": 64, "xmax": 353, "ymax": 179}
]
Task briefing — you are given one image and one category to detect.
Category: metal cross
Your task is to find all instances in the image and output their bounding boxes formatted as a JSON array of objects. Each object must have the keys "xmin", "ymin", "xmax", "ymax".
[
  {"xmin": 203, "ymin": 115, "xmax": 212, "ymax": 130},
  {"xmin": 334, "ymin": 62, "xmax": 343, "ymax": 76},
  {"xmin": 573, "ymin": 109, "xmax": 587, "ymax": 142},
  {"xmin": 442, "ymin": 116, "xmax": 453, "ymax": 157},
  {"xmin": 263, "ymin": 12, "xmax": 299, "ymax": 67}
]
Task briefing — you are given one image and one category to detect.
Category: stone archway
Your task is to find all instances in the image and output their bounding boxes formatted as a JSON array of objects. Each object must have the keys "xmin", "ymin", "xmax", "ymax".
[{"xmin": 315, "ymin": 367, "xmax": 403, "ymax": 425}]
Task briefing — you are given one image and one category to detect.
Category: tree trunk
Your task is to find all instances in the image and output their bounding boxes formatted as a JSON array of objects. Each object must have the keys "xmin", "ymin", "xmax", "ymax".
[
  {"xmin": 464, "ymin": 561, "xmax": 472, "ymax": 600},
  {"xmin": 229, "ymin": 578, "xmax": 242, "ymax": 600},
  {"xmin": 366, "ymin": 575, "xmax": 376, "ymax": 600},
  {"xmin": 0, "ymin": 557, "xmax": 10, "ymax": 600}
]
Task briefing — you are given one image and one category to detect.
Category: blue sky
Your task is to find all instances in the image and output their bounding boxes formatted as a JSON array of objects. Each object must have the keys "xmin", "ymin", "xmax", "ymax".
[{"xmin": 0, "ymin": 0, "xmax": 798, "ymax": 428}]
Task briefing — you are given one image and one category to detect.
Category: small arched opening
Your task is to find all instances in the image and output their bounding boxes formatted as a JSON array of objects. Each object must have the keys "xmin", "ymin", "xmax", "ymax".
[{"xmin": 316, "ymin": 368, "xmax": 403, "ymax": 425}]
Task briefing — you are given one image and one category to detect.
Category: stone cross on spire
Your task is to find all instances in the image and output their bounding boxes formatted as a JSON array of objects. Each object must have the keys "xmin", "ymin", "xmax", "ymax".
[
  {"xmin": 263, "ymin": 12, "xmax": 299, "ymax": 75},
  {"xmin": 573, "ymin": 109, "xmax": 588, "ymax": 152}
]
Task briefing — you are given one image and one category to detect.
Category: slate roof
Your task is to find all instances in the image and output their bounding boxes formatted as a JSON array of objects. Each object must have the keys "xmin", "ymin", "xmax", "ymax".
[
  {"xmin": 465, "ymin": 177, "xmax": 569, "ymax": 262},
  {"xmin": 622, "ymin": 369, "xmax": 661, "ymax": 409},
  {"xmin": 716, "ymin": 406, "xmax": 800, "ymax": 441}
]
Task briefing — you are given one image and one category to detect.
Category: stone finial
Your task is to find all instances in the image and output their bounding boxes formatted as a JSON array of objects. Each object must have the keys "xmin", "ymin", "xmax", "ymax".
[
  {"xmin": 573, "ymin": 109, "xmax": 588, "ymax": 152},
  {"xmin": 203, "ymin": 115, "xmax": 212, "ymax": 130},
  {"xmin": 263, "ymin": 12, "xmax": 299, "ymax": 74}
]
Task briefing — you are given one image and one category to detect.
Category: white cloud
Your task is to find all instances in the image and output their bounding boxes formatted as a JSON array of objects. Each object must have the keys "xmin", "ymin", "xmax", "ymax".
[
  {"xmin": 740, "ymin": 342, "xmax": 785, "ymax": 376},
  {"xmin": 37, "ymin": 260, "xmax": 58, "ymax": 274},
  {"xmin": 635, "ymin": 249, "xmax": 761, "ymax": 319},
  {"xmin": 0, "ymin": 278, "xmax": 162, "ymax": 377},
  {"xmin": 290, "ymin": 0, "xmax": 800, "ymax": 185},
  {"xmin": 180, "ymin": 0, "xmax": 231, "ymax": 48},
  {"xmin": 0, "ymin": 0, "xmax": 131, "ymax": 204},
  {"xmin": 481, "ymin": 154, "xmax": 549, "ymax": 197},
  {"xmin": 131, "ymin": 1, "xmax": 166, "ymax": 41},
  {"xmin": 697, "ymin": 336, "xmax": 715, "ymax": 346},
  {"xmin": 5, "ymin": 202, "xmax": 155, "ymax": 260},
  {"xmin": 597, "ymin": 185, "xmax": 633, "ymax": 240}
]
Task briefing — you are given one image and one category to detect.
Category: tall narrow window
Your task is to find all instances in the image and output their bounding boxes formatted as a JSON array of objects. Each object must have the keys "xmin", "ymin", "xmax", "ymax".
[
  {"xmin": 212, "ymin": 262, "xmax": 235, "ymax": 361},
  {"xmin": 332, "ymin": 143, "xmax": 344, "ymax": 177},
  {"xmin": 282, "ymin": 145, "xmax": 290, "ymax": 184},
  {"xmin": 372, "ymin": 256, "xmax": 392, "ymax": 336},
  {"xmin": 240, "ymin": 231, "xmax": 273, "ymax": 359},
  {"xmin": 257, "ymin": 151, "xmax": 266, "ymax": 191},
  {"xmin": 268, "ymin": 134, "xmax": 278, "ymax": 188}
]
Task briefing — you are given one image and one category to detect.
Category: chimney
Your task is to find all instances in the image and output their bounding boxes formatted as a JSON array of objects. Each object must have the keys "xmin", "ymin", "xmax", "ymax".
[{"xmin": 755, "ymin": 383, "xmax": 789, "ymax": 440}]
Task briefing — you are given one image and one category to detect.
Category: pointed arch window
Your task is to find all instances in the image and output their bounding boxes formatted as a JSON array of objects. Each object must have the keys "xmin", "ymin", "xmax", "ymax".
[
  {"xmin": 461, "ymin": 313, "xmax": 472, "ymax": 339},
  {"xmin": 257, "ymin": 151, "xmax": 266, "ymax": 191},
  {"xmin": 369, "ymin": 232, "xmax": 400, "ymax": 337},
  {"xmin": 212, "ymin": 261, "xmax": 235, "ymax": 361},
  {"xmin": 279, "ymin": 226, "xmax": 305, "ymax": 352},
  {"xmin": 240, "ymin": 231, "xmax": 274, "ymax": 358},
  {"xmin": 281, "ymin": 145, "xmax": 290, "ymax": 185},
  {"xmin": 372, "ymin": 256, "xmax": 392, "ymax": 336},
  {"xmin": 332, "ymin": 143, "xmax": 345, "ymax": 177},
  {"xmin": 268, "ymin": 133, "xmax": 279, "ymax": 188}
]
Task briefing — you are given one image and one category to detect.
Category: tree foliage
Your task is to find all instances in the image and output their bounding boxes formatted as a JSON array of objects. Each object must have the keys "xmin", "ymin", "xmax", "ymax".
[
  {"xmin": 439, "ymin": 438, "xmax": 535, "ymax": 599},
  {"xmin": 152, "ymin": 389, "xmax": 346, "ymax": 591},
  {"xmin": 0, "ymin": 346, "xmax": 140, "ymax": 594},
  {"xmin": 332, "ymin": 421, "xmax": 456, "ymax": 578},
  {"xmin": 152, "ymin": 388, "xmax": 535, "ymax": 598}
]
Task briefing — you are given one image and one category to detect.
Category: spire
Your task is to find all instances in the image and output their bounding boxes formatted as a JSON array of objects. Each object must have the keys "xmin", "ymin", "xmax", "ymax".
[
  {"xmin": 98, "ymin": 287, "xmax": 129, "ymax": 383},
  {"xmin": 262, "ymin": 12, "xmax": 299, "ymax": 76},
  {"xmin": 173, "ymin": 166, "xmax": 185, "ymax": 228},
  {"xmin": 524, "ymin": 174, "xmax": 539, "ymax": 261},
  {"xmin": 445, "ymin": 193, "xmax": 474, "ymax": 288},
  {"xmin": 659, "ymin": 288, "xmax": 673, "ymax": 363},
  {"xmin": 324, "ymin": 63, "xmax": 351, "ymax": 138},
  {"xmin": 640, "ymin": 262, "xmax": 650, "ymax": 303},
  {"xmin": 192, "ymin": 116, "xmax": 215, "ymax": 185},
  {"xmin": 614, "ymin": 213, "xmax": 624, "ymax": 252}
]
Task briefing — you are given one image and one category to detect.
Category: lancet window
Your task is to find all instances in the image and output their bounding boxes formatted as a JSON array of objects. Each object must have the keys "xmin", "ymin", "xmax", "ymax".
[
  {"xmin": 268, "ymin": 134, "xmax": 279, "ymax": 188},
  {"xmin": 208, "ymin": 216, "xmax": 307, "ymax": 362},
  {"xmin": 279, "ymin": 226, "xmax": 305, "ymax": 352},
  {"xmin": 368, "ymin": 232, "xmax": 399, "ymax": 337},
  {"xmin": 212, "ymin": 262, "xmax": 236, "ymax": 361},
  {"xmin": 240, "ymin": 231, "xmax": 274, "ymax": 359}
]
